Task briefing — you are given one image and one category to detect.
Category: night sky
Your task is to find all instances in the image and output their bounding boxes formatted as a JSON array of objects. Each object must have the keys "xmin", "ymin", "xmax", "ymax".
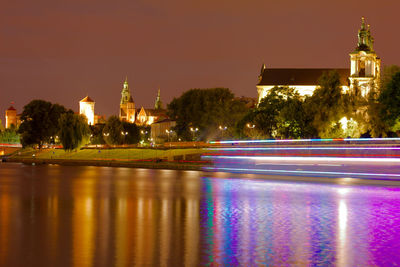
[{"xmin": 1, "ymin": 0, "xmax": 399, "ymax": 121}]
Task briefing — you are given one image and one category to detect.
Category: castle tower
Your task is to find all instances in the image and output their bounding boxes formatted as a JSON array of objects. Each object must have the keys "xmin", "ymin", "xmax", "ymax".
[
  {"xmin": 79, "ymin": 96, "xmax": 95, "ymax": 125},
  {"xmin": 154, "ymin": 89, "xmax": 163, "ymax": 110},
  {"xmin": 349, "ymin": 17, "xmax": 381, "ymax": 96},
  {"xmin": 119, "ymin": 77, "xmax": 135, "ymax": 123},
  {"xmin": 5, "ymin": 106, "xmax": 17, "ymax": 129}
]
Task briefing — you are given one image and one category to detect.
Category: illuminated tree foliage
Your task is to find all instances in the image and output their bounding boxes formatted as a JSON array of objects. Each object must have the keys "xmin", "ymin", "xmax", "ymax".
[
  {"xmin": 18, "ymin": 100, "xmax": 69, "ymax": 148},
  {"xmin": 0, "ymin": 128, "xmax": 20, "ymax": 144},
  {"xmin": 308, "ymin": 70, "xmax": 346, "ymax": 138},
  {"xmin": 239, "ymin": 86, "xmax": 316, "ymax": 139},
  {"xmin": 241, "ymin": 70, "xmax": 364, "ymax": 139},
  {"xmin": 58, "ymin": 113, "xmax": 90, "ymax": 151}
]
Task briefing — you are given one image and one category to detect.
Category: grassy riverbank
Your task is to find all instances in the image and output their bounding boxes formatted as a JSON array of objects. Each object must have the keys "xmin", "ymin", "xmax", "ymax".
[{"xmin": 6, "ymin": 147, "xmax": 211, "ymax": 170}]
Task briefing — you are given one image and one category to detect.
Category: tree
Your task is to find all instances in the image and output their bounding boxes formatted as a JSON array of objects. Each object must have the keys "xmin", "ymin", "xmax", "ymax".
[
  {"xmin": 89, "ymin": 124, "xmax": 106, "ymax": 145},
  {"xmin": 58, "ymin": 113, "xmax": 90, "ymax": 151},
  {"xmin": 18, "ymin": 100, "xmax": 69, "ymax": 148},
  {"xmin": 102, "ymin": 116, "xmax": 124, "ymax": 145},
  {"xmin": 381, "ymin": 65, "xmax": 400, "ymax": 89},
  {"xmin": 121, "ymin": 121, "xmax": 140, "ymax": 144},
  {"xmin": 0, "ymin": 128, "xmax": 20, "ymax": 144},
  {"xmin": 379, "ymin": 71, "xmax": 400, "ymax": 132},
  {"xmin": 239, "ymin": 86, "xmax": 317, "ymax": 139},
  {"xmin": 308, "ymin": 70, "xmax": 345, "ymax": 137},
  {"xmin": 167, "ymin": 88, "xmax": 248, "ymax": 141}
]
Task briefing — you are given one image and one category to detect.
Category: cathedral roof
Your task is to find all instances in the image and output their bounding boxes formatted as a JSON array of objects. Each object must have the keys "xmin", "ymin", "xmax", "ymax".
[
  {"xmin": 257, "ymin": 68, "xmax": 350, "ymax": 86},
  {"xmin": 137, "ymin": 108, "xmax": 167, "ymax": 116},
  {"xmin": 7, "ymin": 106, "xmax": 16, "ymax": 111},
  {"xmin": 80, "ymin": 96, "xmax": 95, "ymax": 103}
]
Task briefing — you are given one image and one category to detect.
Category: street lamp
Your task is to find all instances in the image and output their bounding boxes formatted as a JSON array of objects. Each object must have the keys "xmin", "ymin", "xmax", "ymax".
[
  {"xmin": 190, "ymin": 127, "xmax": 199, "ymax": 141},
  {"xmin": 246, "ymin": 123, "xmax": 255, "ymax": 129},
  {"xmin": 121, "ymin": 131, "xmax": 128, "ymax": 145},
  {"xmin": 165, "ymin": 129, "xmax": 173, "ymax": 142},
  {"xmin": 246, "ymin": 123, "xmax": 255, "ymax": 139},
  {"xmin": 219, "ymin": 125, "xmax": 227, "ymax": 139},
  {"xmin": 140, "ymin": 130, "xmax": 148, "ymax": 145}
]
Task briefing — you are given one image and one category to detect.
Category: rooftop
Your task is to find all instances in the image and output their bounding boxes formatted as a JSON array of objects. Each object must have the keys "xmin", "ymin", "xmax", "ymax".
[{"xmin": 257, "ymin": 68, "xmax": 350, "ymax": 86}]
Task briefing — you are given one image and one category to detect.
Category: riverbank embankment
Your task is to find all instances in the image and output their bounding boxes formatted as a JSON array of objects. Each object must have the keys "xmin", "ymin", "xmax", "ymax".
[{"xmin": 4, "ymin": 147, "xmax": 211, "ymax": 170}]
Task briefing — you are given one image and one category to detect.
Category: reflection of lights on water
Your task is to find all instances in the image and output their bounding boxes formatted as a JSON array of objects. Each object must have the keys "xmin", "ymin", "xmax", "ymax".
[
  {"xmin": 338, "ymin": 199, "xmax": 348, "ymax": 266},
  {"xmin": 339, "ymin": 200, "xmax": 348, "ymax": 229},
  {"xmin": 337, "ymin": 187, "xmax": 351, "ymax": 195}
]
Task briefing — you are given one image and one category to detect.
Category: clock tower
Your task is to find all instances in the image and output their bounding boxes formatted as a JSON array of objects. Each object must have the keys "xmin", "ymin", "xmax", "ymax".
[{"xmin": 349, "ymin": 17, "xmax": 381, "ymax": 96}]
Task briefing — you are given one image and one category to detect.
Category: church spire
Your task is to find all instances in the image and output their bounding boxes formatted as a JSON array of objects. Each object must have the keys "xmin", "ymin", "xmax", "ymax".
[
  {"xmin": 123, "ymin": 76, "xmax": 129, "ymax": 90},
  {"xmin": 120, "ymin": 77, "xmax": 133, "ymax": 104},
  {"xmin": 361, "ymin": 16, "xmax": 366, "ymax": 30},
  {"xmin": 356, "ymin": 17, "xmax": 374, "ymax": 52},
  {"xmin": 258, "ymin": 63, "xmax": 266, "ymax": 83},
  {"xmin": 154, "ymin": 88, "xmax": 163, "ymax": 110}
]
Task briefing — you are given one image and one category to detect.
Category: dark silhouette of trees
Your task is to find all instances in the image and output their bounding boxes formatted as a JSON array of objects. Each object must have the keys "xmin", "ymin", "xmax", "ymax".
[
  {"xmin": 18, "ymin": 100, "xmax": 69, "ymax": 148},
  {"xmin": 167, "ymin": 88, "xmax": 248, "ymax": 140},
  {"xmin": 59, "ymin": 113, "xmax": 90, "ymax": 151}
]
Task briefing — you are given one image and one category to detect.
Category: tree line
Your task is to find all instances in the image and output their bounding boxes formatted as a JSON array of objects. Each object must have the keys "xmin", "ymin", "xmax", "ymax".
[
  {"xmin": 12, "ymin": 65, "xmax": 400, "ymax": 149},
  {"xmin": 17, "ymin": 100, "xmax": 142, "ymax": 151}
]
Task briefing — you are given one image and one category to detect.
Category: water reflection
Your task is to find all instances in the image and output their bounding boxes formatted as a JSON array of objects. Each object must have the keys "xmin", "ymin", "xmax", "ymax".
[{"xmin": 0, "ymin": 163, "xmax": 400, "ymax": 266}]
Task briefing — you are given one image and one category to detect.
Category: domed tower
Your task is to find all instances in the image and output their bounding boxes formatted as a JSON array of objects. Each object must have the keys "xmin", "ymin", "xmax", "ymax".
[
  {"xmin": 349, "ymin": 17, "xmax": 381, "ymax": 96},
  {"xmin": 79, "ymin": 96, "xmax": 95, "ymax": 125},
  {"xmin": 119, "ymin": 77, "xmax": 136, "ymax": 123}
]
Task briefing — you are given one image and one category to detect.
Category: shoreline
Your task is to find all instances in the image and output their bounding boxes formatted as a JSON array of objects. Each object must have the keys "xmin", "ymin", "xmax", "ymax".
[{"xmin": 5, "ymin": 157, "xmax": 208, "ymax": 171}]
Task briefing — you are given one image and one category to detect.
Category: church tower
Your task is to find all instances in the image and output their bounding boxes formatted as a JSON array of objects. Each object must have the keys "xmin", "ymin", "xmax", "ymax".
[
  {"xmin": 5, "ymin": 106, "xmax": 17, "ymax": 129},
  {"xmin": 154, "ymin": 89, "xmax": 163, "ymax": 110},
  {"xmin": 349, "ymin": 17, "xmax": 381, "ymax": 96},
  {"xmin": 119, "ymin": 77, "xmax": 136, "ymax": 123}
]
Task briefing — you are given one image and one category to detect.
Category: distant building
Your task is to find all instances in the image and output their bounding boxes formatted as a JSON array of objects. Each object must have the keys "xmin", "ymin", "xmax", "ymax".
[
  {"xmin": 151, "ymin": 119, "xmax": 176, "ymax": 143},
  {"xmin": 136, "ymin": 107, "xmax": 168, "ymax": 126},
  {"xmin": 134, "ymin": 89, "xmax": 168, "ymax": 126},
  {"xmin": 79, "ymin": 96, "xmax": 95, "ymax": 125},
  {"xmin": 257, "ymin": 17, "xmax": 380, "ymax": 103},
  {"xmin": 5, "ymin": 106, "xmax": 20, "ymax": 129},
  {"xmin": 119, "ymin": 77, "xmax": 136, "ymax": 123}
]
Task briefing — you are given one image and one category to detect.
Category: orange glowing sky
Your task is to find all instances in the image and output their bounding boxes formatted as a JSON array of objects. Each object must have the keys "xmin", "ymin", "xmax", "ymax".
[{"xmin": 1, "ymin": 0, "xmax": 399, "ymax": 118}]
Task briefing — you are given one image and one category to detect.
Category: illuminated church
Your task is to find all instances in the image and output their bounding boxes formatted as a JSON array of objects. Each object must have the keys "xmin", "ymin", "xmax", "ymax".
[
  {"xmin": 119, "ymin": 77, "xmax": 136, "ymax": 123},
  {"xmin": 118, "ymin": 78, "xmax": 167, "ymax": 125},
  {"xmin": 257, "ymin": 17, "xmax": 381, "ymax": 103}
]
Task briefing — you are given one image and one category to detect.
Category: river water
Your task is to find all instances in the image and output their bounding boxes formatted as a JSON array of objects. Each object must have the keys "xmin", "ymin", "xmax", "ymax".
[{"xmin": 1, "ymin": 163, "xmax": 400, "ymax": 266}]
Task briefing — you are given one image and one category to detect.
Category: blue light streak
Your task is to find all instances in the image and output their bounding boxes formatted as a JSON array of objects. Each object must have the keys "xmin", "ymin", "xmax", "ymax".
[{"xmin": 209, "ymin": 137, "xmax": 400, "ymax": 145}]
